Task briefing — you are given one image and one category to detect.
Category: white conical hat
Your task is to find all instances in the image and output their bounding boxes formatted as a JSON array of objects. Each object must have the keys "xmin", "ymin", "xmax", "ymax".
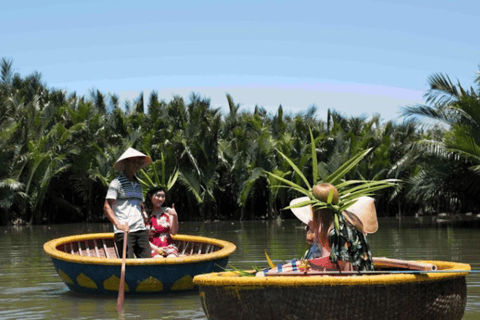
[
  {"xmin": 290, "ymin": 197, "xmax": 313, "ymax": 225},
  {"xmin": 289, "ymin": 196, "xmax": 378, "ymax": 234},
  {"xmin": 343, "ymin": 196, "xmax": 378, "ymax": 234},
  {"xmin": 113, "ymin": 147, "xmax": 152, "ymax": 171}
]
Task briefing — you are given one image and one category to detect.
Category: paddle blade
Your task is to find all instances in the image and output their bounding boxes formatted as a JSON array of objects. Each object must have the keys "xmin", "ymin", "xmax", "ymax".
[{"xmin": 116, "ymin": 275, "xmax": 125, "ymax": 312}]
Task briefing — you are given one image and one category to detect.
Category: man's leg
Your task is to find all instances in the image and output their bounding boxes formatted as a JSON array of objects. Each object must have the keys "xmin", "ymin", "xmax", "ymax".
[
  {"xmin": 132, "ymin": 230, "xmax": 151, "ymax": 258},
  {"xmin": 114, "ymin": 232, "xmax": 135, "ymax": 259}
]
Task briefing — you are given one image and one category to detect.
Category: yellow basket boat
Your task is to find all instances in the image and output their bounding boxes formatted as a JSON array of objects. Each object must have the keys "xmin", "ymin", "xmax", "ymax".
[
  {"xmin": 44, "ymin": 233, "xmax": 236, "ymax": 294},
  {"xmin": 193, "ymin": 260, "xmax": 470, "ymax": 320}
]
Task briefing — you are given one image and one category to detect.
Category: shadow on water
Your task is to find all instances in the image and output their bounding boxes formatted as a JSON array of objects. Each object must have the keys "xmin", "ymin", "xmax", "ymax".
[{"xmin": 0, "ymin": 218, "xmax": 479, "ymax": 319}]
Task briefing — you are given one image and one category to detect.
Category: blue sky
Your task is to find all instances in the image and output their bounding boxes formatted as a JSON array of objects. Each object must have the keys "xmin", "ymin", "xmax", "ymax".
[{"xmin": 2, "ymin": 0, "xmax": 479, "ymax": 122}]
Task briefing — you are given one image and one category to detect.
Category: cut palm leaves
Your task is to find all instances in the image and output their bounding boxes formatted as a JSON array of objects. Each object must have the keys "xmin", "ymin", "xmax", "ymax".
[{"xmin": 265, "ymin": 250, "xmax": 276, "ymax": 269}]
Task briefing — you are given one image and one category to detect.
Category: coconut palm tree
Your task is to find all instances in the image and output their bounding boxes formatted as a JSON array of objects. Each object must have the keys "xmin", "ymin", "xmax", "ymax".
[
  {"xmin": 402, "ymin": 70, "xmax": 480, "ymax": 167},
  {"xmin": 163, "ymin": 93, "xmax": 223, "ymax": 220},
  {"xmin": 401, "ymin": 66, "xmax": 480, "ymax": 212}
]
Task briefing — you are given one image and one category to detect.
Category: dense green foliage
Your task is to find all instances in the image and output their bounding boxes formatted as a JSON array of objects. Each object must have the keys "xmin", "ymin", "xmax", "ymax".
[{"xmin": 1, "ymin": 58, "xmax": 479, "ymax": 225}]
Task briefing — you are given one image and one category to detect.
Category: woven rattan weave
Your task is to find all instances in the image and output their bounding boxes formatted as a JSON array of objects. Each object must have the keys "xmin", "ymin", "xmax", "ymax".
[{"xmin": 194, "ymin": 260, "xmax": 470, "ymax": 320}]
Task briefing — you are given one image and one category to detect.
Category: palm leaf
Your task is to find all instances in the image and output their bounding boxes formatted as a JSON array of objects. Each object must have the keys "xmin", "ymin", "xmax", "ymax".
[
  {"xmin": 178, "ymin": 170, "xmax": 203, "ymax": 204},
  {"xmin": 166, "ymin": 168, "xmax": 180, "ymax": 191},
  {"xmin": 310, "ymin": 128, "xmax": 319, "ymax": 183},
  {"xmin": 265, "ymin": 172, "xmax": 311, "ymax": 197},
  {"xmin": 265, "ymin": 250, "xmax": 276, "ymax": 269},
  {"xmin": 276, "ymin": 150, "xmax": 311, "ymax": 189},
  {"xmin": 324, "ymin": 148, "xmax": 372, "ymax": 185}
]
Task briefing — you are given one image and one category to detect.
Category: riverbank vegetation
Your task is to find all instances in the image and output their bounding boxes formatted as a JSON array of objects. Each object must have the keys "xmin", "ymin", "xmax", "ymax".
[{"xmin": 1, "ymin": 58, "xmax": 480, "ymax": 225}]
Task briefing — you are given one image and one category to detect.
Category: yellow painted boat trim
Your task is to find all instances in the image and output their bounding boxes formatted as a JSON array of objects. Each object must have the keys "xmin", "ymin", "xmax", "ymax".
[
  {"xmin": 44, "ymin": 233, "xmax": 236, "ymax": 266},
  {"xmin": 193, "ymin": 260, "xmax": 471, "ymax": 287}
]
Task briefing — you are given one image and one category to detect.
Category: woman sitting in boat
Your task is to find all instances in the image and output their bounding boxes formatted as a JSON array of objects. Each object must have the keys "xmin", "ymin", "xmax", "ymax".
[
  {"xmin": 297, "ymin": 207, "xmax": 323, "ymax": 260},
  {"xmin": 143, "ymin": 187, "xmax": 179, "ymax": 258},
  {"xmin": 257, "ymin": 183, "xmax": 377, "ymax": 276}
]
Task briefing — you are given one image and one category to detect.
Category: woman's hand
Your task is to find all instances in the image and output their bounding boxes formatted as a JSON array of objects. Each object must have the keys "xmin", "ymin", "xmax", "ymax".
[
  {"xmin": 168, "ymin": 203, "xmax": 179, "ymax": 235},
  {"xmin": 168, "ymin": 203, "xmax": 178, "ymax": 217}
]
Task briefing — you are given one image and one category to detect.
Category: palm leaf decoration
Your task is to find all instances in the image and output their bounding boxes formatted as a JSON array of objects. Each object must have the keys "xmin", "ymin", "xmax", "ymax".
[
  {"xmin": 266, "ymin": 128, "xmax": 398, "ymax": 267},
  {"xmin": 265, "ymin": 250, "xmax": 276, "ymax": 269}
]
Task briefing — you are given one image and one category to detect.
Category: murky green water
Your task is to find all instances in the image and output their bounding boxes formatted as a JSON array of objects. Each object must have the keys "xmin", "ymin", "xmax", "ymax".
[{"xmin": 1, "ymin": 217, "xmax": 479, "ymax": 319}]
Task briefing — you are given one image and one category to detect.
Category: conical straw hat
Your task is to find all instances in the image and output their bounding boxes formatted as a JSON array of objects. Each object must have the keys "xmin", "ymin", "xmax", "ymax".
[
  {"xmin": 290, "ymin": 197, "xmax": 313, "ymax": 225},
  {"xmin": 113, "ymin": 148, "xmax": 152, "ymax": 171},
  {"xmin": 289, "ymin": 196, "xmax": 378, "ymax": 234},
  {"xmin": 343, "ymin": 196, "xmax": 378, "ymax": 234}
]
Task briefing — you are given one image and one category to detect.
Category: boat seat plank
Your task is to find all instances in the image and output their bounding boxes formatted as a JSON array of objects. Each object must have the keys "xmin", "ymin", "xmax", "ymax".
[
  {"xmin": 77, "ymin": 242, "xmax": 84, "ymax": 256},
  {"xmin": 182, "ymin": 242, "xmax": 189, "ymax": 255},
  {"xmin": 113, "ymin": 241, "xmax": 120, "ymax": 258},
  {"xmin": 85, "ymin": 241, "xmax": 91, "ymax": 257},
  {"xmin": 102, "ymin": 239, "xmax": 110, "ymax": 258},
  {"xmin": 176, "ymin": 241, "xmax": 184, "ymax": 253},
  {"xmin": 93, "ymin": 239, "xmax": 101, "ymax": 258}
]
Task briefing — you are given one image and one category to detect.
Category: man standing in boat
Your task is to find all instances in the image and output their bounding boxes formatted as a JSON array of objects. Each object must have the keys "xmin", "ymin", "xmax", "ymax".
[{"xmin": 104, "ymin": 147, "xmax": 152, "ymax": 259}]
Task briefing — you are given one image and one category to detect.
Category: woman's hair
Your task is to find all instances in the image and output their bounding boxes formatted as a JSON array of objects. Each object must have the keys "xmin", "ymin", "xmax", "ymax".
[
  {"xmin": 312, "ymin": 207, "xmax": 334, "ymax": 250},
  {"xmin": 144, "ymin": 187, "xmax": 166, "ymax": 217},
  {"xmin": 311, "ymin": 182, "xmax": 338, "ymax": 249}
]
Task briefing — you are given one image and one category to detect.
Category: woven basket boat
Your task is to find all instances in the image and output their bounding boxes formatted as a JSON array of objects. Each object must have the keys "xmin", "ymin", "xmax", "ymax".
[
  {"xmin": 193, "ymin": 260, "xmax": 470, "ymax": 320},
  {"xmin": 44, "ymin": 233, "xmax": 236, "ymax": 294}
]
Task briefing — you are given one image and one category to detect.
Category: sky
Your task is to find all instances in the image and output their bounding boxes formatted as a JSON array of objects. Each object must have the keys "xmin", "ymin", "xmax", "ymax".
[{"xmin": 2, "ymin": 0, "xmax": 480, "ymax": 123}]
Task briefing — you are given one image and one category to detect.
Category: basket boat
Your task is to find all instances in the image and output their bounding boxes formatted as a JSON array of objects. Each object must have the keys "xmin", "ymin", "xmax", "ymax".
[
  {"xmin": 193, "ymin": 260, "xmax": 470, "ymax": 320},
  {"xmin": 43, "ymin": 233, "xmax": 236, "ymax": 294}
]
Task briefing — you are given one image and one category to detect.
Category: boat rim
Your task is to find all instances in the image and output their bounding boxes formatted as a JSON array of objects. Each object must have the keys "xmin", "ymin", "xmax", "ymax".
[
  {"xmin": 193, "ymin": 260, "xmax": 471, "ymax": 286},
  {"xmin": 44, "ymin": 233, "xmax": 236, "ymax": 266}
]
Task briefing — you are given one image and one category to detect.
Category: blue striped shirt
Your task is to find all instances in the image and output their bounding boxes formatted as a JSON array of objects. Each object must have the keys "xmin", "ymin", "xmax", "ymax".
[{"xmin": 106, "ymin": 173, "xmax": 146, "ymax": 233}]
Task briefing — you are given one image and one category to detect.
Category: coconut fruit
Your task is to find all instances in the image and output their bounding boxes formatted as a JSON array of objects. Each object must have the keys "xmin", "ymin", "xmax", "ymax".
[{"xmin": 312, "ymin": 183, "xmax": 339, "ymax": 204}]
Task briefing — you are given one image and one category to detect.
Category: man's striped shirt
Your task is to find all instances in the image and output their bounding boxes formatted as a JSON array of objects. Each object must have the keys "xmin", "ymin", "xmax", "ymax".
[{"xmin": 106, "ymin": 173, "xmax": 146, "ymax": 234}]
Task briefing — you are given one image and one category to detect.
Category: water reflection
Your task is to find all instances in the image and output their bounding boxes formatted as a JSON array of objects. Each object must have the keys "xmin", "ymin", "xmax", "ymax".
[{"xmin": 0, "ymin": 218, "xmax": 479, "ymax": 319}]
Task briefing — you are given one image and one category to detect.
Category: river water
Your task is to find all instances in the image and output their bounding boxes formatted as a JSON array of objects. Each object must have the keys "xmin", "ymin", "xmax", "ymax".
[{"xmin": 1, "ymin": 217, "xmax": 479, "ymax": 320}]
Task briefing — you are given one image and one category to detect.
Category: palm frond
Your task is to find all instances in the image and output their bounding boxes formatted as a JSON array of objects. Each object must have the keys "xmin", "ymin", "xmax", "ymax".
[
  {"xmin": 178, "ymin": 170, "xmax": 203, "ymax": 204},
  {"xmin": 276, "ymin": 150, "xmax": 311, "ymax": 189},
  {"xmin": 0, "ymin": 178, "xmax": 24, "ymax": 190},
  {"xmin": 324, "ymin": 148, "xmax": 372, "ymax": 185},
  {"xmin": 310, "ymin": 128, "xmax": 319, "ymax": 183},
  {"xmin": 425, "ymin": 73, "xmax": 461, "ymax": 106}
]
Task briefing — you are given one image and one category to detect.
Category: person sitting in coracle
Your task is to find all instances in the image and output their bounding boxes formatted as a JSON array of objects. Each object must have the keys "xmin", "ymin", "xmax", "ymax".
[
  {"xmin": 143, "ymin": 187, "xmax": 179, "ymax": 258},
  {"xmin": 290, "ymin": 197, "xmax": 323, "ymax": 260},
  {"xmin": 257, "ymin": 183, "xmax": 377, "ymax": 276}
]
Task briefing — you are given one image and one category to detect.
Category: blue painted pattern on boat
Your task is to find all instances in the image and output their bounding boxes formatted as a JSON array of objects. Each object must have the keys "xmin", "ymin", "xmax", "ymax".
[{"xmin": 51, "ymin": 256, "xmax": 229, "ymax": 294}]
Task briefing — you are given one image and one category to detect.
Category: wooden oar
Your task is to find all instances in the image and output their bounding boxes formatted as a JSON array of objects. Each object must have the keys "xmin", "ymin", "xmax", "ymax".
[
  {"xmin": 372, "ymin": 257, "xmax": 437, "ymax": 271},
  {"xmin": 116, "ymin": 231, "xmax": 128, "ymax": 313}
]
